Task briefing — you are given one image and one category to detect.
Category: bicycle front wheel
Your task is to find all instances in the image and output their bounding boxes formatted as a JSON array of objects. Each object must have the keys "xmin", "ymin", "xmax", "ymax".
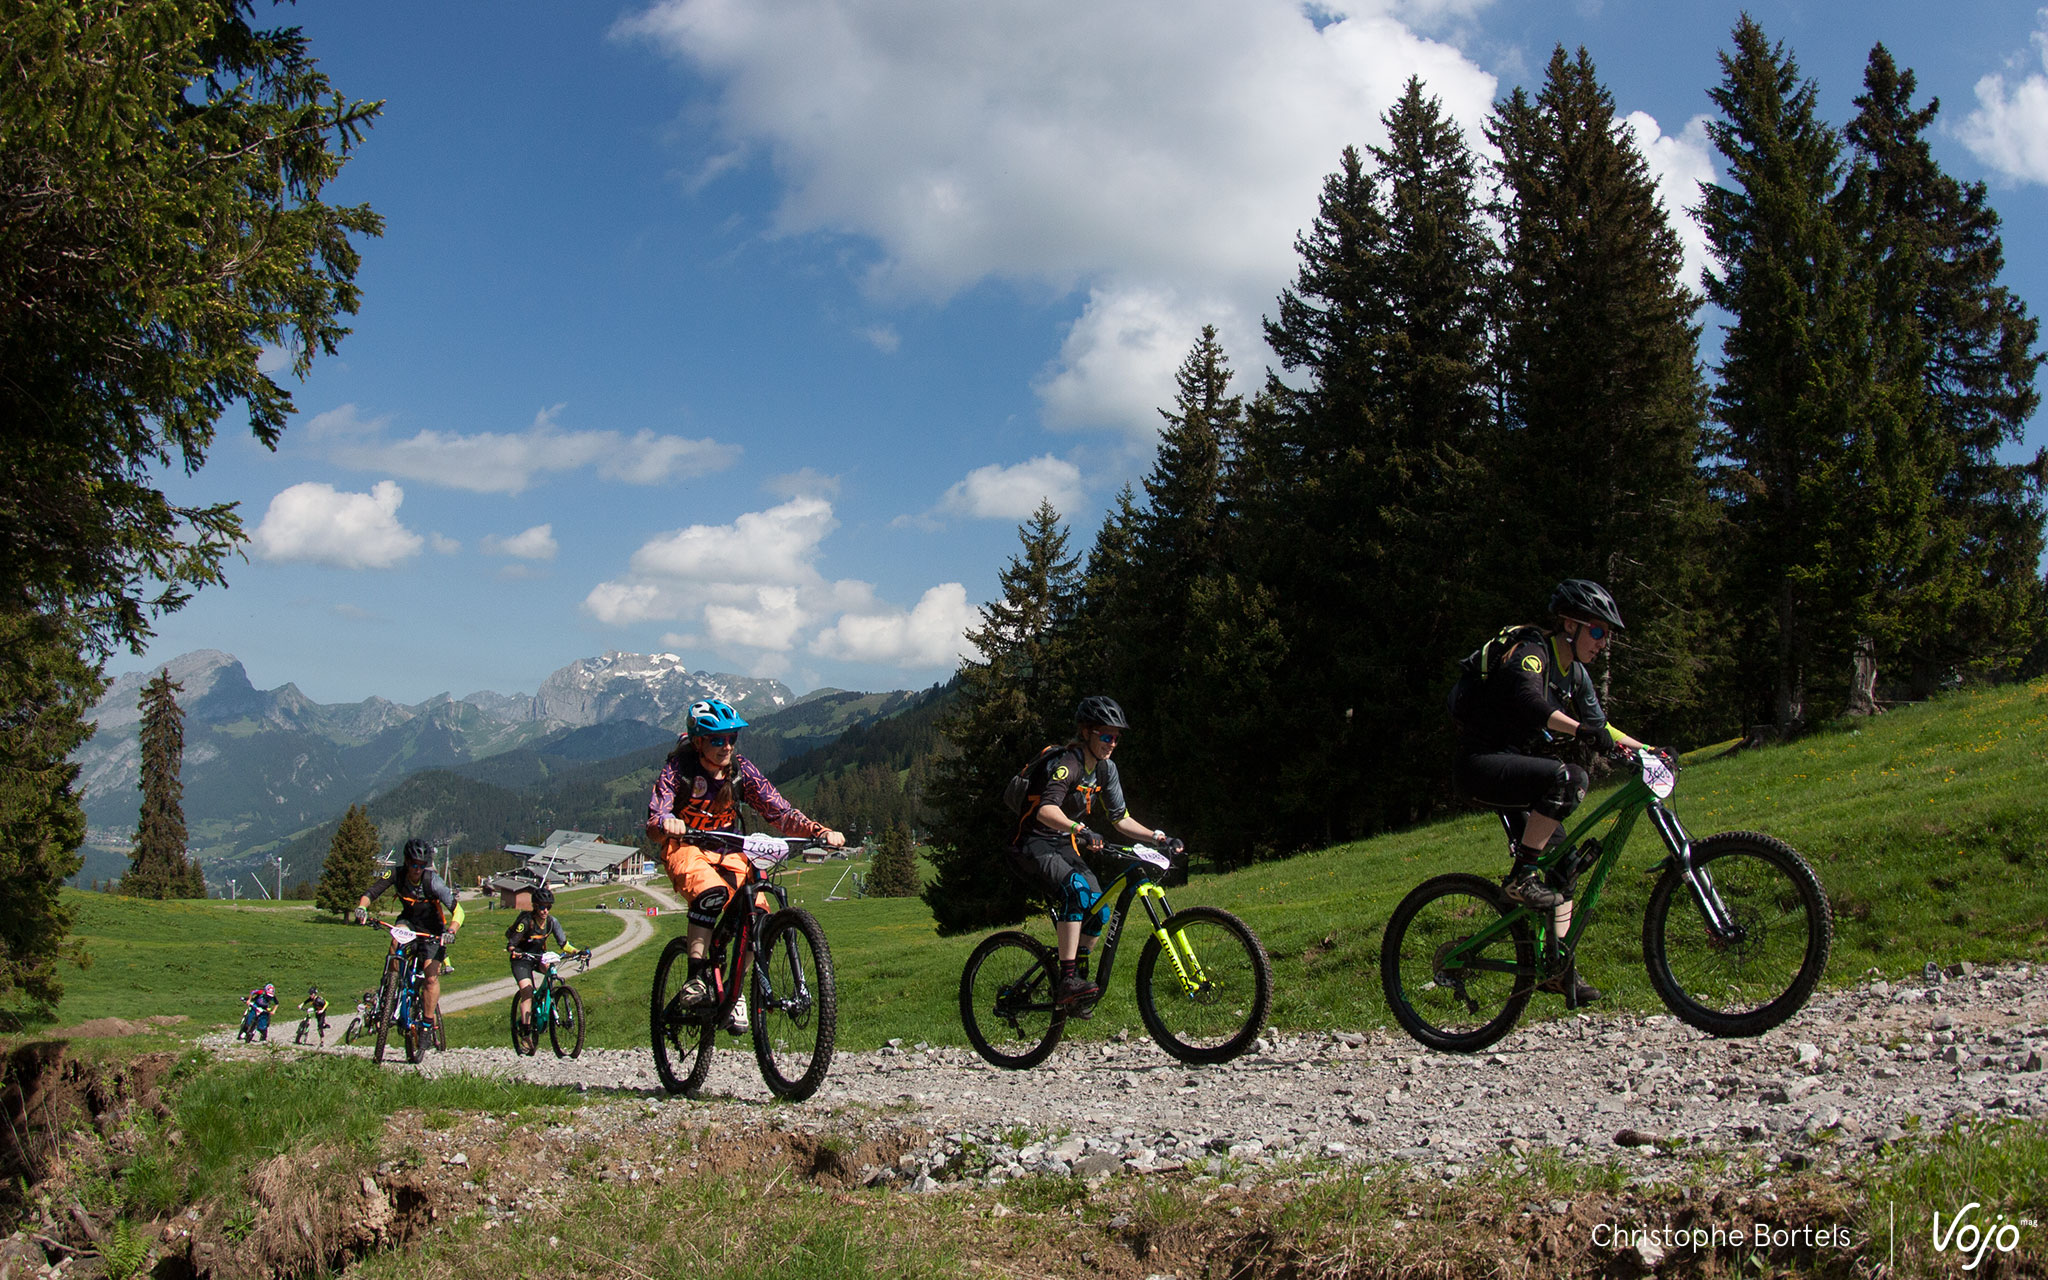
[
  {"xmin": 342, "ymin": 1017, "xmax": 362, "ymax": 1046},
  {"xmin": 372, "ymin": 964, "xmax": 402, "ymax": 1065},
  {"xmin": 650, "ymin": 937, "xmax": 714, "ymax": 1096},
  {"xmin": 959, "ymin": 932, "xmax": 1065, "ymax": 1069},
  {"xmin": 1381, "ymin": 873, "xmax": 1536, "ymax": 1053},
  {"xmin": 511, "ymin": 996, "xmax": 538, "ymax": 1056},
  {"xmin": 1136, "ymin": 906, "xmax": 1272, "ymax": 1064},
  {"xmin": 1643, "ymin": 831, "xmax": 1832, "ymax": 1037},
  {"xmin": 550, "ymin": 985, "xmax": 584, "ymax": 1060},
  {"xmin": 750, "ymin": 910, "xmax": 837, "ymax": 1100}
]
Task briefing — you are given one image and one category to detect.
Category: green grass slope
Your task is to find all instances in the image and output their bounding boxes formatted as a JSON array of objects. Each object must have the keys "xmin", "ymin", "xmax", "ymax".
[
  {"xmin": 46, "ymin": 895, "xmax": 625, "ymax": 1033},
  {"xmin": 38, "ymin": 681, "xmax": 2047, "ymax": 1054}
]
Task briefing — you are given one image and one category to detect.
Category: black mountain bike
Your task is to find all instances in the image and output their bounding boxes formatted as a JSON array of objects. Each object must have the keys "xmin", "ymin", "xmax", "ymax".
[
  {"xmin": 649, "ymin": 833, "xmax": 838, "ymax": 1101},
  {"xmin": 341, "ymin": 989, "xmax": 378, "ymax": 1045},
  {"xmin": 366, "ymin": 920, "xmax": 445, "ymax": 1064},
  {"xmin": 960, "ymin": 843, "xmax": 1272, "ymax": 1069},
  {"xmin": 512, "ymin": 947, "xmax": 592, "ymax": 1059},
  {"xmin": 1381, "ymin": 747, "xmax": 1832, "ymax": 1052}
]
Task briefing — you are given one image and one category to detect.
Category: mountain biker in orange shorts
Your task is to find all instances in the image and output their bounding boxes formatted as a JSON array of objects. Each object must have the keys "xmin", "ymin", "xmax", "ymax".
[{"xmin": 645, "ymin": 699, "xmax": 845, "ymax": 1032}]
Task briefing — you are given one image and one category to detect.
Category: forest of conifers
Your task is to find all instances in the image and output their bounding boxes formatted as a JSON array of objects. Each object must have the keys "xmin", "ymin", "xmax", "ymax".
[{"xmin": 918, "ymin": 24, "xmax": 2047, "ymax": 930}]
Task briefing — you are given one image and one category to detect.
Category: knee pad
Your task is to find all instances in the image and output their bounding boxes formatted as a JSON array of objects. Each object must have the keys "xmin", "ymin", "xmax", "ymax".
[
  {"xmin": 1059, "ymin": 871, "xmax": 1101, "ymax": 923},
  {"xmin": 1531, "ymin": 763, "xmax": 1589, "ymax": 821},
  {"xmin": 688, "ymin": 886, "xmax": 731, "ymax": 928}
]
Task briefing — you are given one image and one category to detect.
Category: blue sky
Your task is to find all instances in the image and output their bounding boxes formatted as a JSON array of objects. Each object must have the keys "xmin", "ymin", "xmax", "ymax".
[{"xmin": 129, "ymin": 0, "xmax": 2048, "ymax": 705}]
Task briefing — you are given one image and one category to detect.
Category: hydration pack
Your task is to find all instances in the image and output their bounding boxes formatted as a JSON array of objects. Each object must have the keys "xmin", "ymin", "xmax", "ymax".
[
  {"xmin": 998, "ymin": 744, "xmax": 1067, "ymax": 817},
  {"xmin": 1447, "ymin": 623, "xmax": 1546, "ymax": 723}
]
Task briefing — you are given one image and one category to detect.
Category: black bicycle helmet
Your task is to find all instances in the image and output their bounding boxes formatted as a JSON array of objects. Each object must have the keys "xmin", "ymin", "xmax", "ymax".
[
  {"xmin": 1548, "ymin": 579, "xmax": 1625, "ymax": 630},
  {"xmin": 531, "ymin": 885, "xmax": 554, "ymax": 909},
  {"xmin": 403, "ymin": 837, "xmax": 435, "ymax": 866},
  {"xmin": 1074, "ymin": 695, "xmax": 1129, "ymax": 730}
]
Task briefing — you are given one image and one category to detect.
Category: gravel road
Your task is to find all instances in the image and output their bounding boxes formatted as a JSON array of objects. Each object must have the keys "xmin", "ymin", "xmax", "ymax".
[{"xmin": 209, "ymin": 959, "xmax": 2048, "ymax": 1190}]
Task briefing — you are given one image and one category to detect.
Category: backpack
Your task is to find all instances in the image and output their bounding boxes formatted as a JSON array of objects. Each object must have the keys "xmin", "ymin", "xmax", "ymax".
[
  {"xmin": 1447, "ymin": 624, "xmax": 1546, "ymax": 723},
  {"xmin": 998, "ymin": 744, "xmax": 1067, "ymax": 817}
]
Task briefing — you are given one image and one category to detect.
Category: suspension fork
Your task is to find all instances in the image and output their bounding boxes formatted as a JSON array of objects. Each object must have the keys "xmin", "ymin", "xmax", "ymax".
[
  {"xmin": 1136, "ymin": 884, "xmax": 1206, "ymax": 992},
  {"xmin": 1649, "ymin": 801, "xmax": 1743, "ymax": 942}
]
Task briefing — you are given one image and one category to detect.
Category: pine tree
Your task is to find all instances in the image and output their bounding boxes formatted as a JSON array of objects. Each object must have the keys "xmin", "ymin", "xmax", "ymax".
[
  {"xmin": 1487, "ymin": 47, "xmax": 1723, "ymax": 740},
  {"xmin": 1700, "ymin": 18, "xmax": 1888, "ymax": 732},
  {"xmin": 1840, "ymin": 45, "xmax": 2048, "ymax": 695},
  {"xmin": 1242, "ymin": 80, "xmax": 1496, "ymax": 845},
  {"xmin": 316, "ymin": 804, "xmax": 381, "ymax": 918},
  {"xmin": 0, "ymin": 606, "xmax": 100, "ymax": 1012},
  {"xmin": 865, "ymin": 822, "xmax": 921, "ymax": 898},
  {"xmin": 124, "ymin": 670, "xmax": 203, "ymax": 898},
  {"xmin": 922, "ymin": 503, "xmax": 1082, "ymax": 933}
]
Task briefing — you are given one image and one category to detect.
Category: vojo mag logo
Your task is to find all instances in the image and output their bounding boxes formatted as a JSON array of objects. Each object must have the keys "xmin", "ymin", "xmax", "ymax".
[{"xmin": 1930, "ymin": 1203, "xmax": 2031, "ymax": 1270}]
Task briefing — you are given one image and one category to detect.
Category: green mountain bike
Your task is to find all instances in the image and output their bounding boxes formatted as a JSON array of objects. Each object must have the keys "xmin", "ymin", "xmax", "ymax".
[
  {"xmin": 960, "ymin": 843, "xmax": 1272, "ymax": 1069},
  {"xmin": 1381, "ymin": 747, "xmax": 1832, "ymax": 1052}
]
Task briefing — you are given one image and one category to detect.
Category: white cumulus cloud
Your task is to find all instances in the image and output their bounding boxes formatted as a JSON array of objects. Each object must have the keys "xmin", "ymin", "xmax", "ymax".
[
  {"xmin": 619, "ymin": 0, "xmax": 1498, "ymax": 437},
  {"xmin": 585, "ymin": 498, "xmax": 977, "ymax": 672},
  {"xmin": 936, "ymin": 456, "xmax": 1085, "ymax": 521},
  {"xmin": 482, "ymin": 524, "xmax": 559, "ymax": 560},
  {"xmin": 250, "ymin": 481, "xmax": 424, "ymax": 569},
  {"xmin": 625, "ymin": 496, "xmax": 838, "ymax": 586},
  {"xmin": 812, "ymin": 583, "xmax": 980, "ymax": 668},
  {"xmin": 305, "ymin": 403, "xmax": 741, "ymax": 495},
  {"xmin": 1621, "ymin": 111, "xmax": 1718, "ymax": 293},
  {"xmin": 1960, "ymin": 12, "xmax": 2048, "ymax": 184}
]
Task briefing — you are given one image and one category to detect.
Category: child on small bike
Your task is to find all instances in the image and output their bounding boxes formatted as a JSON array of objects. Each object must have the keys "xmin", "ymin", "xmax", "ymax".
[
  {"xmin": 1447, "ymin": 579, "xmax": 1654, "ymax": 1004},
  {"xmin": 239, "ymin": 983, "xmax": 278, "ymax": 1041},
  {"xmin": 646, "ymin": 699, "xmax": 845, "ymax": 1033},
  {"xmin": 1008, "ymin": 696, "xmax": 1183, "ymax": 1013},
  {"xmin": 505, "ymin": 885, "xmax": 588, "ymax": 1030},
  {"xmin": 298, "ymin": 986, "xmax": 329, "ymax": 1042}
]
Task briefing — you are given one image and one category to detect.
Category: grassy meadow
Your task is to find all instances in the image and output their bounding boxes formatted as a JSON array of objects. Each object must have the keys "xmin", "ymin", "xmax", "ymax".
[{"xmin": 36, "ymin": 678, "xmax": 2048, "ymax": 1052}]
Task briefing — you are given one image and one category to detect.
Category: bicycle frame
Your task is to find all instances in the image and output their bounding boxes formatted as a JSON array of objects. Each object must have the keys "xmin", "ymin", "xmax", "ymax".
[
  {"xmin": 1057, "ymin": 850, "xmax": 1209, "ymax": 998},
  {"xmin": 379, "ymin": 933, "xmax": 432, "ymax": 1033},
  {"xmin": 686, "ymin": 847, "xmax": 813, "ymax": 1026},
  {"xmin": 1448, "ymin": 755, "xmax": 1745, "ymax": 981}
]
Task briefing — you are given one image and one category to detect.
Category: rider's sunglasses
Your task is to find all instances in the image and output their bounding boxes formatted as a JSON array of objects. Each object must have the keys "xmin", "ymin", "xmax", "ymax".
[
  {"xmin": 1095, "ymin": 731, "xmax": 1120, "ymax": 745},
  {"xmin": 699, "ymin": 733, "xmax": 738, "ymax": 748},
  {"xmin": 1586, "ymin": 625, "xmax": 1608, "ymax": 641}
]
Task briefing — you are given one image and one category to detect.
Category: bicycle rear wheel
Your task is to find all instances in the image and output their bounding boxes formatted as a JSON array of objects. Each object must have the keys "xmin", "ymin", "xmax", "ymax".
[
  {"xmin": 1381, "ymin": 873, "xmax": 1536, "ymax": 1053},
  {"xmin": 650, "ymin": 937, "xmax": 715, "ymax": 1096},
  {"xmin": 1642, "ymin": 831, "xmax": 1832, "ymax": 1037},
  {"xmin": 372, "ymin": 964, "xmax": 402, "ymax": 1064},
  {"xmin": 750, "ymin": 910, "xmax": 837, "ymax": 1100},
  {"xmin": 1136, "ymin": 906, "xmax": 1273, "ymax": 1064},
  {"xmin": 959, "ymin": 932, "xmax": 1065, "ymax": 1069},
  {"xmin": 550, "ymin": 985, "xmax": 585, "ymax": 1060}
]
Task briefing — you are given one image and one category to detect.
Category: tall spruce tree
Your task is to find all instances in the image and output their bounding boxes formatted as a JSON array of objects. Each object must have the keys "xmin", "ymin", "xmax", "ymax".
[
  {"xmin": 1700, "ymin": 18, "xmax": 1889, "ymax": 731},
  {"xmin": 1488, "ymin": 47, "xmax": 1722, "ymax": 740},
  {"xmin": 0, "ymin": 607, "xmax": 100, "ymax": 1011},
  {"xmin": 1129, "ymin": 328, "xmax": 1247, "ymax": 840},
  {"xmin": 125, "ymin": 670, "xmax": 204, "ymax": 898},
  {"xmin": 316, "ymin": 804, "xmax": 380, "ymax": 918},
  {"xmin": 922, "ymin": 503, "xmax": 1082, "ymax": 933},
  {"xmin": 1840, "ymin": 46, "xmax": 2047, "ymax": 695},
  {"xmin": 1244, "ymin": 80, "xmax": 1496, "ymax": 845}
]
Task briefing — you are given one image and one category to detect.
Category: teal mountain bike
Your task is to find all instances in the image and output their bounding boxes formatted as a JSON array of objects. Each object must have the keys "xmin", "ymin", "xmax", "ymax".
[
  {"xmin": 512, "ymin": 947, "xmax": 591, "ymax": 1059},
  {"xmin": 1381, "ymin": 747, "xmax": 1832, "ymax": 1052},
  {"xmin": 960, "ymin": 843, "xmax": 1272, "ymax": 1069}
]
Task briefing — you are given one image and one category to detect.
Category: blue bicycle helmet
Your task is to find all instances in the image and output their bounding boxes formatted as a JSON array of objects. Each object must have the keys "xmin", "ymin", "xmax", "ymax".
[{"xmin": 685, "ymin": 698, "xmax": 748, "ymax": 738}]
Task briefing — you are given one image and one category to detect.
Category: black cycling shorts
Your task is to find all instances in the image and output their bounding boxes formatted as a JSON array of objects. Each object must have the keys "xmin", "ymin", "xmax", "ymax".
[
  {"xmin": 509, "ymin": 955, "xmax": 543, "ymax": 985},
  {"xmin": 1454, "ymin": 749, "xmax": 1581, "ymax": 816},
  {"xmin": 1009, "ymin": 832, "xmax": 1103, "ymax": 924}
]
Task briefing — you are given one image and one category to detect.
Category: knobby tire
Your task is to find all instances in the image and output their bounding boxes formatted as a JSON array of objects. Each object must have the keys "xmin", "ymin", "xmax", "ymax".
[
  {"xmin": 959, "ymin": 931, "xmax": 1066, "ymax": 1069},
  {"xmin": 1381, "ymin": 872, "xmax": 1537, "ymax": 1053},
  {"xmin": 750, "ymin": 909, "xmax": 837, "ymax": 1100},
  {"xmin": 1135, "ymin": 906, "xmax": 1273, "ymax": 1064},
  {"xmin": 551, "ymin": 985, "xmax": 584, "ymax": 1060}
]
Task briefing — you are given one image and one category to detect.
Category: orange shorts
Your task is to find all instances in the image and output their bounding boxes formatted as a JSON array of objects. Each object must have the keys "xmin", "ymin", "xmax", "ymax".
[{"xmin": 659, "ymin": 837, "xmax": 772, "ymax": 919}]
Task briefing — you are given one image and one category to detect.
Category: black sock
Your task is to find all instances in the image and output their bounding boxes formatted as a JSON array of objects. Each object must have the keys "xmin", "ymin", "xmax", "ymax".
[{"xmin": 1074, "ymin": 952, "xmax": 1092, "ymax": 980}]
